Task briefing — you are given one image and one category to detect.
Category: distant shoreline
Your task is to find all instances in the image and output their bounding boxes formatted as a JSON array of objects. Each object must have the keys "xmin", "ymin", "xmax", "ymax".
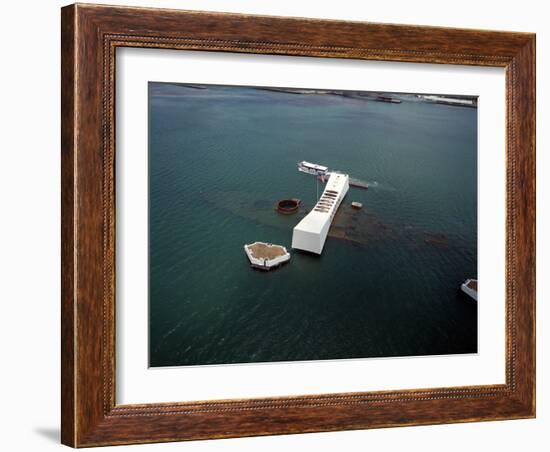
[{"xmin": 164, "ymin": 82, "xmax": 477, "ymax": 108}]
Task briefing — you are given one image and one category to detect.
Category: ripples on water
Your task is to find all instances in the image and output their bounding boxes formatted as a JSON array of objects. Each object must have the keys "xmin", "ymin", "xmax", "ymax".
[{"xmin": 148, "ymin": 83, "xmax": 478, "ymax": 367}]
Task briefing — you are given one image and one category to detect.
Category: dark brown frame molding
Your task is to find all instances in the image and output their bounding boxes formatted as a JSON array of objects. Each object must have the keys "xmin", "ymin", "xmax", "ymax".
[{"xmin": 61, "ymin": 3, "xmax": 536, "ymax": 447}]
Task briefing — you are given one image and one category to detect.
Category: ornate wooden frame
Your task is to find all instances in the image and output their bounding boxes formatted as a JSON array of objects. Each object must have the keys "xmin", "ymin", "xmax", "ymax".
[{"xmin": 61, "ymin": 3, "xmax": 536, "ymax": 447}]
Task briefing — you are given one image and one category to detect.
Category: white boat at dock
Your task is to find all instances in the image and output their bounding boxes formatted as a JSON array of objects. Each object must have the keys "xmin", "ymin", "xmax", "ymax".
[
  {"xmin": 299, "ymin": 161, "xmax": 369, "ymax": 189},
  {"xmin": 297, "ymin": 161, "xmax": 329, "ymax": 176}
]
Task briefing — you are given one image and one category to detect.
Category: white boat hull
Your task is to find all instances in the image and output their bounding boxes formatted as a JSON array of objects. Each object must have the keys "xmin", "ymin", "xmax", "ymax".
[
  {"xmin": 297, "ymin": 161, "xmax": 329, "ymax": 176},
  {"xmin": 298, "ymin": 167, "xmax": 325, "ymax": 176}
]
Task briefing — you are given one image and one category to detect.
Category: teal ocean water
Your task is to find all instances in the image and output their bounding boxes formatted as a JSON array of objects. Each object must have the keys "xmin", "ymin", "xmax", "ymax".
[{"xmin": 149, "ymin": 83, "xmax": 478, "ymax": 367}]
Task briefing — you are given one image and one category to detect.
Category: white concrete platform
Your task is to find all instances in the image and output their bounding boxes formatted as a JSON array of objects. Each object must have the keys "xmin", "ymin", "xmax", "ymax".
[
  {"xmin": 244, "ymin": 242, "xmax": 291, "ymax": 271},
  {"xmin": 292, "ymin": 172, "xmax": 349, "ymax": 254}
]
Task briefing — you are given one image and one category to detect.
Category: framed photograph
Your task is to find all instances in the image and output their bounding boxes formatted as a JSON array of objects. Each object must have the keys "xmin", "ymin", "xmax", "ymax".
[{"xmin": 61, "ymin": 3, "xmax": 535, "ymax": 447}]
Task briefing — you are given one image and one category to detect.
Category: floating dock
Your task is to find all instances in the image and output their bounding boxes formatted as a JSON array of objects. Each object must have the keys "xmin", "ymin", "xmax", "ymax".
[
  {"xmin": 349, "ymin": 177, "xmax": 369, "ymax": 189},
  {"xmin": 244, "ymin": 242, "xmax": 291, "ymax": 271},
  {"xmin": 292, "ymin": 172, "xmax": 349, "ymax": 254},
  {"xmin": 320, "ymin": 175, "xmax": 368, "ymax": 189}
]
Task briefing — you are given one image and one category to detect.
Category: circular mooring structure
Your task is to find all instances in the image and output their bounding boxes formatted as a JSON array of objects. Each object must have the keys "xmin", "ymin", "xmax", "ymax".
[{"xmin": 276, "ymin": 198, "xmax": 301, "ymax": 214}]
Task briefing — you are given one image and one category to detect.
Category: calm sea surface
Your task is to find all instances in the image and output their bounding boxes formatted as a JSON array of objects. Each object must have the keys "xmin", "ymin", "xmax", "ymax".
[{"xmin": 149, "ymin": 83, "xmax": 478, "ymax": 367}]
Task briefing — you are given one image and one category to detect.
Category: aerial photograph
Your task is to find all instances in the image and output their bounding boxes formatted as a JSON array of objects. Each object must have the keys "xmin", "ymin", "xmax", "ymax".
[{"xmin": 148, "ymin": 82, "xmax": 478, "ymax": 367}]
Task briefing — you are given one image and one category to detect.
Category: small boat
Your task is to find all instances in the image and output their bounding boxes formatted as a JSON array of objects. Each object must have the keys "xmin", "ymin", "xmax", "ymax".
[
  {"xmin": 297, "ymin": 161, "xmax": 329, "ymax": 176},
  {"xmin": 351, "ymin": 201, "xmax": 363, "ymax": 209},
  {"xmin": 461, "ymin": 279, "xmax": 478, "ymax": 301}
]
